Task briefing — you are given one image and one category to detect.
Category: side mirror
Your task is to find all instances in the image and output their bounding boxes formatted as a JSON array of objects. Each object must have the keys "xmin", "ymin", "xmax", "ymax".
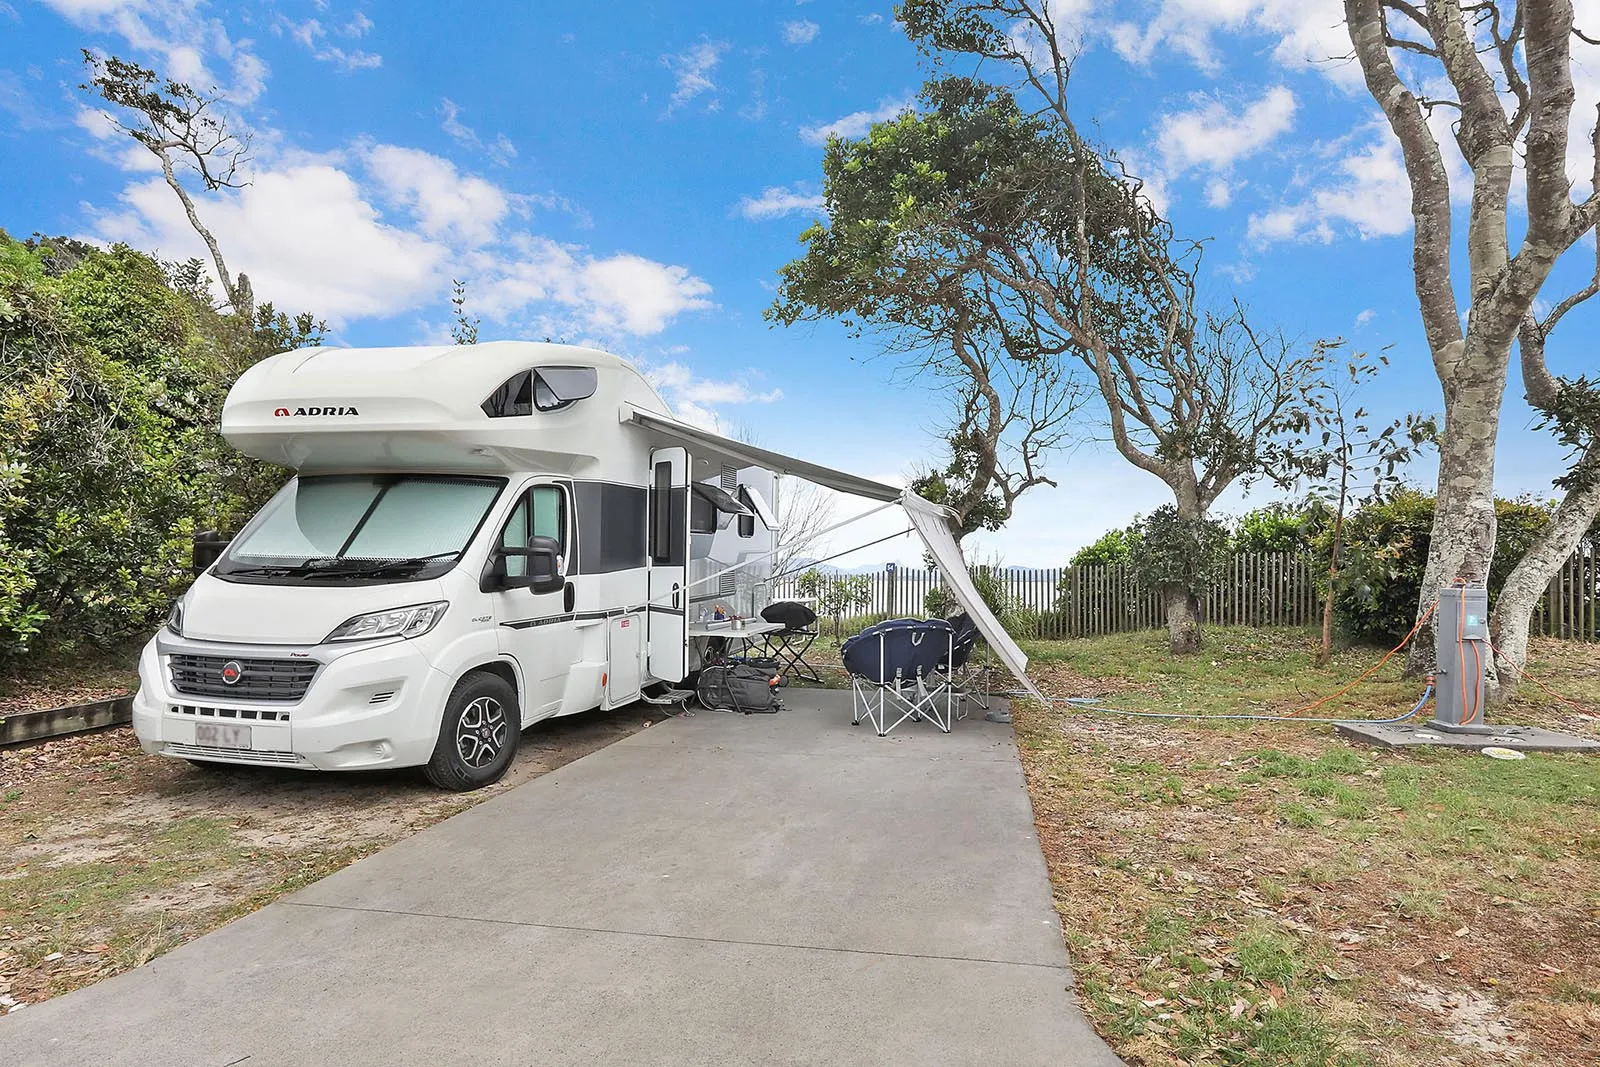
[
  {"xmin": 192, "ymin": 531, "xmax": 232, "ymax": 576},
  {"xmin": 525, "ymin": 535, "xmax": 564, "ymax": 594},
  {"xmin": 479, "ymin": 536, "xmax": 565, "ymax": 594}
]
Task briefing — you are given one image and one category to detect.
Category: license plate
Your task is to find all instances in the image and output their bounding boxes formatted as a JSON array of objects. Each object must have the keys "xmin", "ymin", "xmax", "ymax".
[{"xmin": 195, "ymin": 723, "xmax": 252, "ymax": 750}]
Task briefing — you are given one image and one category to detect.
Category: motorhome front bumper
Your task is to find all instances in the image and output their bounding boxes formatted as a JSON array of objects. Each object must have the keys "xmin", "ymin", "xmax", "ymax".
[{"xmin": 133, "ymin": 633, "xmax": 451, "ymax": 770}]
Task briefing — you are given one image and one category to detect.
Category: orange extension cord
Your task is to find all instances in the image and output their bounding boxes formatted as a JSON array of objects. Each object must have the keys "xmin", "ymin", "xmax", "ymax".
[{"xmin": 1288, "ymin": 600, "xmax": 1438, "ymax": 717}]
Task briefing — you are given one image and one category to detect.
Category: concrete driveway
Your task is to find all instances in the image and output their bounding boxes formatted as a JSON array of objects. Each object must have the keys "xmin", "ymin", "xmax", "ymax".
[{"xmin": 1, "ymin": 688, "xmax": 1121, "ymax": 1067}]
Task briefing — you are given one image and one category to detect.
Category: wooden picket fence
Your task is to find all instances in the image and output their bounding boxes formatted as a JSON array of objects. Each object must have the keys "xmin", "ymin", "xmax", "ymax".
[
  {"xmin": 772, "ymin": 545, "xmax": 1599, "ymax": 642},
  {"xmin": 1535, "ymin": 546, "xmax": 1599, "ymax": 640}
]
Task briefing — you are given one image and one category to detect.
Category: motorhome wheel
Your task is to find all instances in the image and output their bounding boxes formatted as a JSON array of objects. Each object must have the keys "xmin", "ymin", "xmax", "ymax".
[{"xmin": 424, "ymin": 672, "xmax": 521, "ymax": 790}]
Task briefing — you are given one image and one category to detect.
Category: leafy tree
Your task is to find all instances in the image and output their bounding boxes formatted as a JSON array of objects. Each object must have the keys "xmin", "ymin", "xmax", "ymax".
[
  {"xmin": 1127, "ymin": 506, "xmax": 1231, "ymax": 652},
  {"xmin": 794, "ymin": 568, "xmax": 874, "ymax": 639},
  {"xmin": 1230, "ymin": 503, "xmax": 1325, "ymax": 555},
  {"xmin": 1341, "ymin": 2, "xmax": 1600, "ymax": 696},
  {"xmin": 1322, "ymin": 490, "xmax": 1560, "ymax": 646},
  {"xmin": 769, "ymin": 89, "xmax": 1088, "ymax": 539},
  {"xmin": 777, "ymin": 4, "xmax": 1328, "ymax": 652},
  {"xmin": 1298, "ymin": 350, "xmax": 1436, "ymax": 664}
]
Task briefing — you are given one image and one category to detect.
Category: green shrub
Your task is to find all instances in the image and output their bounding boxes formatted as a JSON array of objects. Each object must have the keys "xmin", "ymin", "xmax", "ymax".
[
  {"xmin": 0, "ymin": 232, "xmax": 318, "ymax": 663},
  {"xmin": 1320, "ymin": 488, "xmax": 1558, "ymax": 644},
  {"xmin": 1070, "ymin": 525, "xmax": 1139, "ymax": 566}
]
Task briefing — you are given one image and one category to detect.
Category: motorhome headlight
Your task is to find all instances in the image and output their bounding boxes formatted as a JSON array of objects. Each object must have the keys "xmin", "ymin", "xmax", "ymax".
[
  {"xmin": 166, "ymin": 599, "xmax": 185, "ymax": 637},
  {"xmin": 325, "ymin": 602, "xmax": 448, "ymax": 643}
]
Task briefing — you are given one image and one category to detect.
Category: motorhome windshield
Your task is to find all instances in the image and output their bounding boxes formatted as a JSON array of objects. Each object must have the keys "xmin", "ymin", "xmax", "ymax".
[{"xmin": 214, "ymin": 475, "xmax": 505, "ymax": 584}]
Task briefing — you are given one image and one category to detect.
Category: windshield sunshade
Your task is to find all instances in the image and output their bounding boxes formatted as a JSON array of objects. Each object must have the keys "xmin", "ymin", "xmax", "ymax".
[{"xmin": 215, "ymin": 475, "xmax": 504, "ymax": 582}]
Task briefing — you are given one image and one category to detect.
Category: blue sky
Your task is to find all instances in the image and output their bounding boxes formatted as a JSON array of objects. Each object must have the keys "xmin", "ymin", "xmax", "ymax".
[{"xmin": 1, "ymin": 0, "xmax": 1592, "ymax": 565}]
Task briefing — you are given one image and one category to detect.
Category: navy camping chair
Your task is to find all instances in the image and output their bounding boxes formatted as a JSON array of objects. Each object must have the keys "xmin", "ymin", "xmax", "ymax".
[
  {"xmin": 839, "ymin": 618, "xmax": 955, "ymax": 736},
  {"xmin": 934, "ymin": 612, "xmax": 988, "ymax": 714},
  {"xmin": 759, "ymin": 600, "xmax": 821, "ymax": 684}
]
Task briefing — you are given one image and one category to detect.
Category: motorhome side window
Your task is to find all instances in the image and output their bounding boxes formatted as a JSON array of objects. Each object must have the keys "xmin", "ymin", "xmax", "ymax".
[
  {"xmin": 480, "ymin": 366, "xmax": 598, "ymax": 417},
  {"xmin": 689, "ymin": 482, "xmax": 751, "ymax": 536},
  {"xmin": 737, "ymin": 487, "xmax": 756, "ymax": 538},
  {"xmin": 690, "ymin": 488, "xmax": 718, "ymax": 535},
  {"xmin": 501, "ymin": 485, "xmax": 568, "ymax": 577}
]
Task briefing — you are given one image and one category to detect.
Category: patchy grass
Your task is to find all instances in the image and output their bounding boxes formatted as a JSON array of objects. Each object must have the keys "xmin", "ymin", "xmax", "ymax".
[
  {"xmin": 1013, "ymin": 626, "xmax": 1600, "ymax": 1067},
  {"xmin": 0, "ymin": 705, "xmax": 667, "ymax": 1010}
]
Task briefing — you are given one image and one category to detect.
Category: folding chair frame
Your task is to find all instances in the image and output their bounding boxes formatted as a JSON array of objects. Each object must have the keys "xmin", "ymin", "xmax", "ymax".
[
  {"xmin": 846, "ymin": 627, "xmax": 957, "ymax": 737},
  {"xmin": 938, "ymin": 645, "xmax": 992, "ymax": 713}
]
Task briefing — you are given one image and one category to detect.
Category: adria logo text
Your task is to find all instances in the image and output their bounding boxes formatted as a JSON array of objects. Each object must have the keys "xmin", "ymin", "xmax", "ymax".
[{"xmin": 273, "ymin": 406, "xmax": 360, "ymax": 416}]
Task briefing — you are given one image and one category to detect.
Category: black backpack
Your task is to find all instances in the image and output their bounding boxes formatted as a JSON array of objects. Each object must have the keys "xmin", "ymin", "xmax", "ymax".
[{"xmin": 697, "ymin": 661, "xmax": 783, "ymax": 714}]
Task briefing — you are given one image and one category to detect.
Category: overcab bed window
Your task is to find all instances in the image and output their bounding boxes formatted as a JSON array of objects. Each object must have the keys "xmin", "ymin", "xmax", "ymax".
[{"xmin": 481, "ymin": 366, "xmax": 598, "ymax": 417}]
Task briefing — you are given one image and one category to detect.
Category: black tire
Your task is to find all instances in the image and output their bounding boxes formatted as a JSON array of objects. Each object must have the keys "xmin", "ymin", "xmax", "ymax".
[{"xmin": 424, "ymin": 672, "xmax": 521, "ymax": 791}]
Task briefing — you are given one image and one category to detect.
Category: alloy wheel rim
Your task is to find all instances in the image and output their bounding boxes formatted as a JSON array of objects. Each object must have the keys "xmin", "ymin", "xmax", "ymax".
[{"xmin": 456, "ymin": 696, "xmax": 507, "ymax": 768}]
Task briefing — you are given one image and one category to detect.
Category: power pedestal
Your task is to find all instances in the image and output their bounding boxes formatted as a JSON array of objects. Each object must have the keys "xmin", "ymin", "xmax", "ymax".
[
  {"xmin": 1334, "ymin": 580, "xmax": 1600, "ymax": 754},
  {"xmin": 1429, "ymin": 582, "xmax": 1496, "ymax": 734}
]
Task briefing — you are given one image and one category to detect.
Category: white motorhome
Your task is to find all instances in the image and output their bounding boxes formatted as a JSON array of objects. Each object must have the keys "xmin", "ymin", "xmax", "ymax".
[
  {"xmin": 134, "ymin": 342, "xmax": 791, "ymax": 789},
  {"xmin": 133, "ymin": 341, "xmax": 1039, "ymax": 790}
]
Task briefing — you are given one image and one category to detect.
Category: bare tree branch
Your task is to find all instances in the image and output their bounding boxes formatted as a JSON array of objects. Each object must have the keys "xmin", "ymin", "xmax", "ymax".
[{"xmin": 81, "ymin": 51, "xmax": 254, "ymax": 315}]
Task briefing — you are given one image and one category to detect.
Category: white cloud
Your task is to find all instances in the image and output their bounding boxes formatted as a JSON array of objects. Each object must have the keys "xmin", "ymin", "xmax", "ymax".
[
  {"xmin": 89, "ymin": 139, "xmax": 710, "ymax": 338},
  {"xmin": 859, "ymin": 12, "xmax": 884, "ymax": 24},
  {"xmin": 94, "ymin": 163, "xmax": 448, "ymax": 320},
  {"xmin": 45, "ymin": 0, "xmax": 272, "ymax": 103},
  {"xmin": 73, "ymin": 106, "xmax": 121, "ymax": 140},
  {"xmin": 317, "ymin": 47, "xmax": 382, "ymax": 71},
  {"xmin": 274, "ymin": 11, "xmax": 382, "ymax": 70},
  {"xmin": 1156, "ymin": 85, "xmax": 1296, "ymax": 174},
  {"xmin": 363, "ymin": 143, "xmax": 510, "ymax": 246},
  {"xmin": 1107, "ymin": 1, "xmax": 1354, "ymax": 85},
  {"xmin": 645, "ymin": 362, "xmax": 782, "ymax": 430},
  {"xmin": 736, "ymin": 185, "xmax": 825, "ymax": 220},
  {"xmin": 1354, "ymin": 308, "xmax": 1375, "ymax": 327},
  {"xmin": 783, "ymin": 19, "xmax": 819, "ymax": 45},
  {"xmin": 477, "ymin": 237, "xmax": 714, "ymax": 336},
  {"xmin": 663, "ymin": 39, "xmax": 728, "ymax": 113},
  {"xmin": 1245, "ymin": 122, "xmax": 1412, "ymax": 244},
  {"xmin": 799, "ymin": 96, "xmax": 913, "ymax": 145},
  {"xmin": 1204, "ymin": 177, "xmax": 1232, "ymax": 207},
  {"xmin": 439, "ymin": 98, "xmax": 518, "ymax": 166}
]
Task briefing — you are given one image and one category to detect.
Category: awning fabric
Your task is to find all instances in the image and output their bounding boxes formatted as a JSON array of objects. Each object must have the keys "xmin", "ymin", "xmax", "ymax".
[
  {"xmin": 901, "ymin": 494, "xmax": 1043, "ymax": 703},
  {"xmin": 624, "ymin": 403, "xmax": 1041, "ymax": 702},
  {"xmin": 623, "ymin": 405, "xmax": 901, "ymax": 502}
]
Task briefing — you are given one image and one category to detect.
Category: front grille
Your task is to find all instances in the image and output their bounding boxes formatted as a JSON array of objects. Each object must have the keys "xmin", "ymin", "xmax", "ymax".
[
  {"xmin": 170, "ymin": 703, "xmax": 290, "ymax": 723},
  {"xmin": 169, "ymin": 654, "xmax": 318, "ymax": 702},
  {"xmin": 165, "ymin": 742, "xmax": 307, "ymax": 767}
]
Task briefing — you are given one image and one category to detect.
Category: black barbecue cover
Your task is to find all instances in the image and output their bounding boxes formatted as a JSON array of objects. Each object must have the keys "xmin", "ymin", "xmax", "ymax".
[{"xmin": 760, "ymin": 600, "xmax": 818, "ymax": 630}]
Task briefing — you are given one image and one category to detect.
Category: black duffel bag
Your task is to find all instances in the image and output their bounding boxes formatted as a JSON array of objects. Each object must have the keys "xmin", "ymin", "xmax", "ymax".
[{"xmin": 697, "ymin": 662, "xmax": 783, "ymax": 714}]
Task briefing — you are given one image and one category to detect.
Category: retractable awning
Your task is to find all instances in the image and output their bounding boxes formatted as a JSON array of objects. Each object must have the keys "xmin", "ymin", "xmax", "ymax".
[
  {"xmin": 622, "ymin": 403, "xmax": 1043, "ymax": 703},
  {"xmin": 622, "ymin": 404, "xmax": 901, "ymax": 502}
]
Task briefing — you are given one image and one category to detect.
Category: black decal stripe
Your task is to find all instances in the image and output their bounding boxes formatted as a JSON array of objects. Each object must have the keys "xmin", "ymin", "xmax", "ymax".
[{"xmin": 501, "ymin": 608, "xmax": 643, "ymax": 630}]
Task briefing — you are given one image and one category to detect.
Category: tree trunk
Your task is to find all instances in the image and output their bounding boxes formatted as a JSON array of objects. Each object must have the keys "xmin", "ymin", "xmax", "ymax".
[
  {"xmin": 1165, "ymin": 586, "xmax": 1202, "ymax": 655},
  {"xmin": 1319, "ymin": 467, "xmax": 1350, "ymax": 669},
  {"xmin": 1486, "ymin": 467, "xmax": 1600, "ymax": 705},
  {"xmin": 1404, "ymin": 351, "xmax": 1507, "ymax": 675}
]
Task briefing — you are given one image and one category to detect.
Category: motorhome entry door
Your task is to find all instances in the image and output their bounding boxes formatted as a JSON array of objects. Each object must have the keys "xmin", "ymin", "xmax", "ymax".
[{"xmin": 646, "ymin": 446, "xmax": 690, "ymax": 683}]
